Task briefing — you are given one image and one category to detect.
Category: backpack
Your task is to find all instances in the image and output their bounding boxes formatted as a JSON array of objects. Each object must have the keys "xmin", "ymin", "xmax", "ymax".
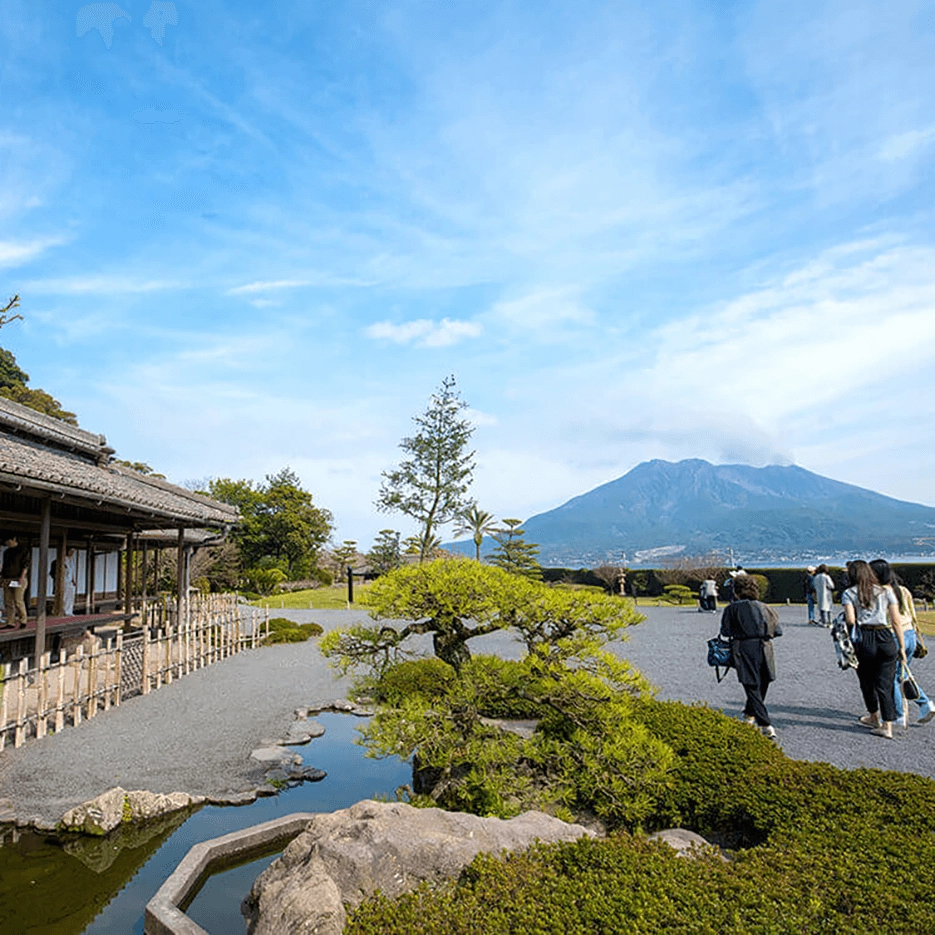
[{"xmin": 707, "ymin": 636, "xmax": 734, "ymax": 683}]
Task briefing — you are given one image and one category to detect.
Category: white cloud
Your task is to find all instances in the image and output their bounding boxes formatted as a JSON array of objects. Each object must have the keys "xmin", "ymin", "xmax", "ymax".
[
  {"xmin": 878, "ymin": 126, "xmax": 935, "ymax": 164},
  {"xmin": 491, "ymin": 289, "xmax": 595, "ymax": 330},
  {"xmin": 365, "ymin": 317, "xmax": 482, "ymax": 348},
  {"xmin": 21, "ymin": 275, "xmax": 182, "ymax": 295},
  {"xmin": 226, "ymin": 279, "xmax": 309, "ymax": 295},
  {"xmin": 0, "ymin": 237, "xmax": 66, "ymax": 268}
]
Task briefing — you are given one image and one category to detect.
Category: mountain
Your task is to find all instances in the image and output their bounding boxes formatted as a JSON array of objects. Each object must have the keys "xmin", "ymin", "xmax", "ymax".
[{"xmin": 455, "ymin": 460, "xmax": 935, "ymax": 566}]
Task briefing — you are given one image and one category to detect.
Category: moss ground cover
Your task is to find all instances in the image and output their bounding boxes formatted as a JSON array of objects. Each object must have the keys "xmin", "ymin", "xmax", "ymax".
[{"xmin": 346, "ymin": 695, "xmax": 935, "ymax": 934}]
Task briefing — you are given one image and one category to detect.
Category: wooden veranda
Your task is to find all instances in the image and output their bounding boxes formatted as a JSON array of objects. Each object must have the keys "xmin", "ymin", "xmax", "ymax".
[{"xmin": 0, "ymin": 395, "xmax": 239, "ymax": 664}]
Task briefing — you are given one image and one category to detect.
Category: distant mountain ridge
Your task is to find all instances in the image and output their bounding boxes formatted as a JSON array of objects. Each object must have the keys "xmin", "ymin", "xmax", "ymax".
[{"xmin": 452, "ymin": 459, "xmax": 935, "ymax": 566}]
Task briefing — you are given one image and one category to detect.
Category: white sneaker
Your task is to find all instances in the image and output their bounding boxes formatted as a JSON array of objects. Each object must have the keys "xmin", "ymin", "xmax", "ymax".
[
  {"xmin": 919, "ymin": 704, "xmax": 935, "ymax": 725},
  {"xmin": 761, "ymin": 725, "xmax": 777, "ymax": 740},
  {"xmin": 743, "ymin": 716, "xmax": 756, "ymax": 726}
]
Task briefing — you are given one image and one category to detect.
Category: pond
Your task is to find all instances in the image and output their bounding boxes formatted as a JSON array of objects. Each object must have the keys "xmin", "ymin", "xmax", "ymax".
[{"xmin": 0, "ymin": 713, "xmax": 412, "ymax": 935}]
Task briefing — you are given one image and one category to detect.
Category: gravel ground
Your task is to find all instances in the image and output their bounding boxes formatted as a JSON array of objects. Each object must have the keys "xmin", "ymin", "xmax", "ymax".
[
  {"xmin": 617, "ymin": 603, "xmax": 935, "ymax": 778},
  {"xmin": 2, "ymin": 603, "xmax": 933, "ymax": 828},
  {"xmin": 0, "ymin": 609, "xmax": 366, "ymax": 828}
]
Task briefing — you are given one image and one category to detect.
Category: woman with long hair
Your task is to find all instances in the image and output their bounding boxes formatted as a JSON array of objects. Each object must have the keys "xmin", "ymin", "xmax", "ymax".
[
  {"xmin": 869, "ymin": 559, "xmax": 935, "ymax": 728},
  {"xmin": 843, "ymin": 560, "xmax": 906, "ymax": 739}
]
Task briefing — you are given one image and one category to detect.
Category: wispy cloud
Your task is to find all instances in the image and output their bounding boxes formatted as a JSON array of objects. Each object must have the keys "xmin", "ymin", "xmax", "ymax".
[
  {"xmin": 365, "ymin": 318, "xmax": 482, "ymax": 348},
  {"xmin": 20, "ymin": 276, "xmax": 184, "ymax": 295},
  {"xmin": 0, "ymin": 237, "xmax": 66, "ymax": 269},
  {"xmin": 226, "ymin": 279, "xmax": 310, "ymax": 295}
]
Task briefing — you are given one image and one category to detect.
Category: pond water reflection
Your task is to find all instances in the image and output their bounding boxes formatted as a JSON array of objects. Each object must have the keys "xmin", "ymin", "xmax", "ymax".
[{"xmin": 0, "ymin": 713, "xmax": 411, "ymax": 935}]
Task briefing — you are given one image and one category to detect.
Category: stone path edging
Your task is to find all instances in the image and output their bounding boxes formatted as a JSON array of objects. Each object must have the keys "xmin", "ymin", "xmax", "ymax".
[{"xmin": 144, "ymin": 812, "xmax": 316, "ymax": 935}]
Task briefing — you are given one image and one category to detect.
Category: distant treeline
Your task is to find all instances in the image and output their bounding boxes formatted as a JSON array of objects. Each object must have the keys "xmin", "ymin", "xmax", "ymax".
[{"xmin": 542, "ymin": 564, "xmax": 935, "ymax": 603}]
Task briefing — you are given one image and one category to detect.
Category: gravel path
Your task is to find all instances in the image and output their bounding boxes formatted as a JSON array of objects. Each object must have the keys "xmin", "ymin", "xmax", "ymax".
[
  {"xmin": 0, "ymin": 610, "xmax": 365, "ymax": 828},
  {"xmin": 617, "ymin": 603, "xmax": 935, "ymax": 778},
  {"xmin": 2, "ymin": 603, "xmax": 932, "ymax": 829}
]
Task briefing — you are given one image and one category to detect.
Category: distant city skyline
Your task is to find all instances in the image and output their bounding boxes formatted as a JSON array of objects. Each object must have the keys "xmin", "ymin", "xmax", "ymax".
[{"xmin": 2, "ymin": 2, "xmax": 934, "ymax": 546}]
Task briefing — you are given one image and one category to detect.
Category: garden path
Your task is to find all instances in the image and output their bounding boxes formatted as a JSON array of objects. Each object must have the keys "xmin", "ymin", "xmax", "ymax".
[{"xmin": 618, "ymin": 603, "xmax": 935, "ymax": 778}]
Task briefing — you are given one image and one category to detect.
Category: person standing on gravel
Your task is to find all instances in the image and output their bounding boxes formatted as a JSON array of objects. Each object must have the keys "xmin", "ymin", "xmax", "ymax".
[
  {"xmin": 719, "ymin": 573, "xmax": 782, "ymax": 739},
  {"xmin": 813, "ymin": 565, "xmax": 835, "ymax": 626},
  {"xmin": 805, "ymin": 566, "xmax": 817, "ymax": 624},
  {"xmin": 869, "ymin": 559, "xmax": 935, "ymax": 728},
  {"xmin": 843, "ymin": 560, "xmax": 906, "ymax": 740}
]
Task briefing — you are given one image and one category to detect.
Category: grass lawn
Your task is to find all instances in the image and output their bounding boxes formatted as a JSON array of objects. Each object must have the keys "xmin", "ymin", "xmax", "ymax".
[
  {"xmin": 250, "ymin": 585, "xmax": 372, "ymax": 610},
  {"xmin": 917, "ymin": 609, "xmax": 935, "ymax": 636}
]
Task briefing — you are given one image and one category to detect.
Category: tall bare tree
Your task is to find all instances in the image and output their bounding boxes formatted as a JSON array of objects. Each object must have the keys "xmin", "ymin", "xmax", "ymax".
[{"xmin": 376, "ymin": 376, "xmax": 475, "ymax": 562}]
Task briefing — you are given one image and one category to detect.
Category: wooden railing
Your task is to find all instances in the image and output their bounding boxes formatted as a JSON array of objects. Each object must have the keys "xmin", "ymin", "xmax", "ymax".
[{"xmin": 0, "ymin": 595, "xmax": 270, "ymax": 750}]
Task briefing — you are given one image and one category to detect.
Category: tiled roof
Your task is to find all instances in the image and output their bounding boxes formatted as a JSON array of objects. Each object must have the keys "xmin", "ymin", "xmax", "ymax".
[
  {"xmin": 0, "ymin": 395, "xmax": 110, "ymax": 460},
  {"xmin": 0, "ymin": 399, "xmax": 238, "ymax": 527}
]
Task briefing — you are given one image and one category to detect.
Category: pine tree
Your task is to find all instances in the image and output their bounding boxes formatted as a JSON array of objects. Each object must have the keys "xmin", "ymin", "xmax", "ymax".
[
  {"xmin": 487, "ymin": 519, "xmax": 541, "ymax": 579},
  {"xmin": 376, "ymin": 376, "xmax": 475, "ymax": 562}
]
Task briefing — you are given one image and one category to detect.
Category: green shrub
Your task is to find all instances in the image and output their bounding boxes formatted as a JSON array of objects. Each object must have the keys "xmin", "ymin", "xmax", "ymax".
[
  {"xmin": 263, "ymin": 617, "xmax": 323, "ymax": 644},
  {"xmin": 347, "ymin": 698, "xmax": 935, "ymax": 933},
  {"xmin": 313, "ymin": 566, "xmax": 334, "ymax": 587},
  {"xmin": 374, "ymin": 658, "xmax": 457, "ymax": 705},
  {"xmin": 661, "ymin": 584, "xmax": 694, "ymax": 604}
]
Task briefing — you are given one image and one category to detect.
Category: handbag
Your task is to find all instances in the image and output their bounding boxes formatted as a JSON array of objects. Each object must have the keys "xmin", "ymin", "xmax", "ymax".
[
  {"xmin": 914, "ymin": 630, "xmax": 928, "ymax": 660},
  {"xmin": 707, "ymin": 636, "xmax": 733, "ymax": 683},
  {"xmin": 901, "ymin": 663, "xmax": 921, "ymax": 702}
]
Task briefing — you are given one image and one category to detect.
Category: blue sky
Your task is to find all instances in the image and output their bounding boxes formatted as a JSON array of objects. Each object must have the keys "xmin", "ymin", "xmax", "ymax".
[{"xmin": 2, "ymin": 0, "xmax": 935, "ymax": 546}]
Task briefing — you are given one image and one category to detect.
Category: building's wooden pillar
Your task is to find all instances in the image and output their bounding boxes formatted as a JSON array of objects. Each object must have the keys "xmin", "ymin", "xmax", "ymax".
[
  {"xmin": 34, "ymin": 498, "xmax": 51, "ymax": 661},
  {"xmin": 124, "ymin": 532, "xmax": 134, "ymax": 617},
  {"xmin": 86, "ymin": 539, "xmax": 96, "ymax": 616},
  {"xmin": 52, "ymin": 532, "xmax": 67, "ymax": 617},
  {"xmin": 176, "ymin": 528, "xmax": 186, "ymax": 628},
  {"xmin": 141, "ymin": 542, "xmax": 149, "ymax": 628}
]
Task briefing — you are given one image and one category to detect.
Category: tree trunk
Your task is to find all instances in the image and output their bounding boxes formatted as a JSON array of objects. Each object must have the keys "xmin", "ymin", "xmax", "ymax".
[{"xmin": 432, "ymin": 631, "xmax": 471, "ymax": 670}]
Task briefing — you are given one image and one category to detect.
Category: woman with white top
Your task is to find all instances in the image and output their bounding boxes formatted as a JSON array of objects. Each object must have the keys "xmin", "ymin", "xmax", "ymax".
[
  {"xmin": 813, "ymin": 564, "xmax": 835, "ymax": 626},
  {"xmin": 842, "ymin": 560, "xmax": 906, "ymax": 739},
  {"xmin": 870, "ymin": 559, "xmax": 935, "ymax": 728}
]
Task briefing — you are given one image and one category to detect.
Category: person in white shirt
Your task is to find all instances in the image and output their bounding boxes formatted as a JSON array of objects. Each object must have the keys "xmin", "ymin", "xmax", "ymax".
[
  {"xmin": 813, "ymin": 564, "xmax": 835, "ymax": 626},
  {"xmin": 842, "ymin": 560, "xmax": 906, "ymax": 740}
]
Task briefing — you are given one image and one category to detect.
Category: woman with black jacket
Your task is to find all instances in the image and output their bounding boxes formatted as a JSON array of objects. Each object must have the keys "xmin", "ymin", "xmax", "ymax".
[{"xmin": 719, "ymin": 573, "xmax": 782, "ymax": 739}]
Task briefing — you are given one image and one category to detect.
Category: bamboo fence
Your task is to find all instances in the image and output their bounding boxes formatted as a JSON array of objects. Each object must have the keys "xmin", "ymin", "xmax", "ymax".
[{"xmin": 0, "ymin": 594, "xmax": 270, "ymax": 750}]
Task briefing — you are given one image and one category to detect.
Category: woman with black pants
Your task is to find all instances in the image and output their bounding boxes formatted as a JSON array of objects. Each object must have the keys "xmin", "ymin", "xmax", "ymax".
[
  {"xmin": 843, "ymin": 560, "xmax": 906, "ymax": 740},
  {"xmin": 720, "ymin": 573, "xmax": 781, "ymax": 739}
]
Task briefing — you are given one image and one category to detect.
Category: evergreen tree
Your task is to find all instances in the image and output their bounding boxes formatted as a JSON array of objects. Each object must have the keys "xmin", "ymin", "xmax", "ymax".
[
  {"xmin": 366, "ymin": 529, "xmax": 402, "ymax": 576},
  {"xmin": 487, "ymin": 518, "xmax": 541, "ymax": 579},
  {"xmin": 376, "ymin": 376, "xmax": 475, "ymax": 562}
]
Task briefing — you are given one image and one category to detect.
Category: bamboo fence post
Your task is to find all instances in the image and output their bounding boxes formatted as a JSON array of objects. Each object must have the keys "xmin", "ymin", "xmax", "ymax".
[
  {"xmin": 55, "ymin": 651, "xmax": 67, "ymax": 733},
  {"xmin": 36, "ymin": 652, "xmax": 50, "ymax": 739},
  {"xmin": 87, "ymin": 645, "xmax": 98, "ymax": 719},
  {"xmin": 155, "ymin": 629, "xmax": 163, "ymax": 690},
  {"xmin": 0, "ymin": 662, "xmax": 10, "ymax": 751},
  {"xmin": 166, "ymin": 626, "xmax": 173, "ymax": 684},
  {"xmin": 114, "ymin": 632, "xmax": 123, "ymax": 706},
  {"xmin": 265, "ymin": 605, "xmax": 270, "ymax": 642},
  {"xmin": 14, "ymin": 658, "xmax": 28, "ymax": 747},
  {"xmin": 72, "ymin": 647, "xmax": 83, "ymax": 727},
  {"xmin": 142, "ymin": 625, "xmax": 151, "ymax": 694},
  {"xmin": 103, "ymin": 639, "xmax": 112, "ymax": 712},
  {"xmin": 251, "ymin": 607, "xmax": 256, "ymax": 649}
]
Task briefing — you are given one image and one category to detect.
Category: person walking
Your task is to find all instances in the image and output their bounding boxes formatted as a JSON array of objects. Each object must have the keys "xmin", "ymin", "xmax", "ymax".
[
  {"xmin": 843, "ymin": 560, "xmax": 906, "ymax": 740},
  {"xmin": 805, "ymin": 566, "xmax": 817, "ymax": 624},
  {"xmin": 719, "ymin": 572, "xmax": 782, "ymax": 739},
  {"xmin": 0, "ymin": 535, "xmax": 30, "ymax": 630},
  {"xmin": 813, "ymin": 564, "xmax": 835, "ymax": 626},
  {"xmin": 870, "ymin": 559, "xmax": 935, "ymax": 727},
  {"xmin": 699, "ymin": 578, "xmax": 718, "ymax": 612}
]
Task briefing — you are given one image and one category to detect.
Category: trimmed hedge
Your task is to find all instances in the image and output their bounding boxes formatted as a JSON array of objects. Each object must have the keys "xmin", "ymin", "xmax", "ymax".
[
  {"xmin": 346, "ymin": 698, "xmax": 935, "ymax": 934},
  {"xmin": 263, "ymin": 617, "xmax": 323, "ymax": 644}
]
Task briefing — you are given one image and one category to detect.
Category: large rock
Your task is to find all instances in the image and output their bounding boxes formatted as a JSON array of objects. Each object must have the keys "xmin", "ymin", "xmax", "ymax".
[
  {"xmin": 244, "ymin": 799, "xmax": 595, "ymax": 935},
  {"xmin": 59, "ymin": 786, "xmax": 203, "ymax": 835}
]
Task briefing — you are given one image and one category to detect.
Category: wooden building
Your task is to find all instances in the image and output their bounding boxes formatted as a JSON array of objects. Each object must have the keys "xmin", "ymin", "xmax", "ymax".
[{"xmin": 0, "ymin": 396, "xmax": 238, "ymax": 662}]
